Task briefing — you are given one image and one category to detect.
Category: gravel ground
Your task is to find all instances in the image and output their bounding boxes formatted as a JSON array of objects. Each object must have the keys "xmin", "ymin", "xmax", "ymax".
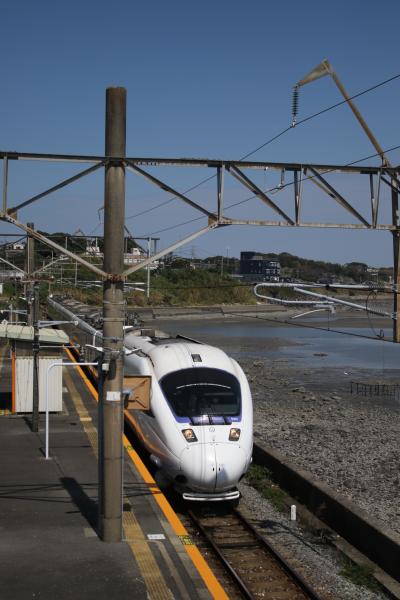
[
  {"xmin": 241, "ymin": 357, "xmax": 400, "ymax": 537},
  {"xmin": 238, "ymin": 481, "xmax": 388, "ymax": 600},
  {"xmin": 153, "ymin": 312, "xmax": 399, "ymax": 596},
  {"xmin": 156, "ymin": 313, "xmax": 400, "ymax": 536}
]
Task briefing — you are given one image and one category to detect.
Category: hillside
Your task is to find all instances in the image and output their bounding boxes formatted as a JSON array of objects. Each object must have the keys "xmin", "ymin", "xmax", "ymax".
[{"xmin": 190, "ymin": 252, "xmax": 391, "ymax": 284}]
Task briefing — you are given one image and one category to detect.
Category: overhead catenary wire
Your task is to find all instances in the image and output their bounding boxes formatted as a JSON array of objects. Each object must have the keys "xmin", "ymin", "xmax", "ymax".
[
  {"xmin": 87, "ymin": 73, "xmax": 400, "ymax": 237},
  {"xmin": 126, "ymin": 71, "xmax": 400, "ymax": 226},
  {"xmin": 221, "ymin": 309, "xmax": 394, "ymax": 343},
  {"xmin": 125, "ymin": 174, "xmax": 217, "ymax": 222},
  {"xmin": 88, "ymin": 72, "xmax": 400, "ymax": 237},
  {"xmin": 142, "ymin": 142, "xmax": 400, "ymax": 236},
  {"xmin": 240, "ymin": 72, "xmax": 400, "ymax": 160},
  {"xmin": 224, "ymin": 142, "xmax": 400, "ymax": 212},
  {"xmin": 216, "ymin": 141, "xmax": 400, "ymax": 217}
]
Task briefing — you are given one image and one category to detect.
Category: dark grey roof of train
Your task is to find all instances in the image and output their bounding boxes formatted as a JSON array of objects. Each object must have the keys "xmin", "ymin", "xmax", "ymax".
[
  {"xmin": 148, "ymin": 334, "xmax": 201, "ymax": 345},
  {"xmin": 49, "ymin": 297, "xmax": 143, "ymax": 332}
]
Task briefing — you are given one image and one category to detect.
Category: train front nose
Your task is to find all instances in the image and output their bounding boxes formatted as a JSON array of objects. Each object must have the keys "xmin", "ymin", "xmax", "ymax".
[
  {"xmin": 214, "ymin": 444, "xmax": 247, "ymax": 490},
  {"xmin": 180, "ymin": 443, "xmax": 246, "ymax": 493},
  {"xmin": 180, "ymin": 444, "xmax": 217, "ymax": 490}
]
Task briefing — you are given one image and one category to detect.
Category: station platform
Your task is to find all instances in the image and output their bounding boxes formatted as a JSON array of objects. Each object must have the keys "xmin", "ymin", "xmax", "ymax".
[{"xmin": 0, "ymin": 345, "xmax": 224, "ymax": 600}]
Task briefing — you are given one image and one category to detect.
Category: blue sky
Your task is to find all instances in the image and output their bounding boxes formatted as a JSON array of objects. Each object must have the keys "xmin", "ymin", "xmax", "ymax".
[{"xmin": 1, "ymin": 0, "xmax": 400, "ymax": 266}]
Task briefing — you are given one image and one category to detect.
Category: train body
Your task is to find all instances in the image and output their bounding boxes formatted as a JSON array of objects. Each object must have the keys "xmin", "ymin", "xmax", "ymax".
[{"xmin": 47, "ymin": 296, "xmax": 253, "ymax": 501}]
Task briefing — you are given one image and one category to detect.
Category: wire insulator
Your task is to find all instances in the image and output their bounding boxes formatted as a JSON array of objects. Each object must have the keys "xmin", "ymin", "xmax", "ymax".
[{"xmin": 291, "ymin": 86, "xmax": 299, "ymax": 127}]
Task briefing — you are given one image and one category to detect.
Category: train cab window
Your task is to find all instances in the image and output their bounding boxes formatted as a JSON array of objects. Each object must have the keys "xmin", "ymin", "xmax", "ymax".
[{"xmin": 160, "ymin": 367, "xmax": 241, "ymax": 418}]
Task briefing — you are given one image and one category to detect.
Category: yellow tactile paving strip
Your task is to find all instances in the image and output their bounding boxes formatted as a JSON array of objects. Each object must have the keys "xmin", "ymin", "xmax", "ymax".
[
  {"xmin": 64, "ymin": 347, "xmax": 229, "ymax": 600},
  {"xmin": 123, "ymin": 511, "xmax": 174, "ymax": 600},
  {"xmin": 63, "ymin": 369, "xmax": 98, "ymax": 455},
  {"xmin": 63, "ymin": 359, "xmax": 173, "ymax": 598}
]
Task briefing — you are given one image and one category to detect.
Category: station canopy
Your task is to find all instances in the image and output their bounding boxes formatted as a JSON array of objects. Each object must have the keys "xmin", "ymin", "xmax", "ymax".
[{"xmin": 0, "ymin": 324, "xmax": 69, "ymax": 345}]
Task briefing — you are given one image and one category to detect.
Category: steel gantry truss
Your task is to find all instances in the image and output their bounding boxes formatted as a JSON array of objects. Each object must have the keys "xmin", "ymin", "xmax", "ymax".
[
  {"xmin": 1, "ymin": 151, "xmax": 400, "ymax": 277},
  {"xmin": 1, "ymin": 152, "xmax": 399, "ymax": 236},
  {"xmin": 1, "ymin": 85, "xmax": 400, "ymax": 547},
  {"xmin": 1, "ymin": 151, "xmax": 400, "ymax": 341}
]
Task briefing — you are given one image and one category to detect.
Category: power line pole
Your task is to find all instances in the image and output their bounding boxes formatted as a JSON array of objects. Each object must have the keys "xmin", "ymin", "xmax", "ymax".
[
  {"xmin": 25, "ymin": 223, "xmax": 40, "ymax": 431},
  {"xmin": 392, "ymin": 179, "xmax": 400, "ymax": 342},
  {"xmin": 146, "ymin": 237, "xmax": 151, "ymax": 299},
  {"xmin": 99, "ymin": 87, "xmax": 126, "ymax": 542},
  {"xmin": 31, "ymin": 281, "xmax": 40, "ymax": 432},
  {"xmin": 26, "ymin": 222, "xmax": 35, "ymax": 326}
]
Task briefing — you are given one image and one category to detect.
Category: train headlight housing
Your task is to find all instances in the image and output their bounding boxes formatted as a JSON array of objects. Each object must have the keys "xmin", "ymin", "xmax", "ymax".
[
  {"xmin": 182, "ymin": 428, "xmax": 198, "ymax": 443},
  {"xmin": 229, "ymin": 427, "xmax": 241, "ymax": 441}
]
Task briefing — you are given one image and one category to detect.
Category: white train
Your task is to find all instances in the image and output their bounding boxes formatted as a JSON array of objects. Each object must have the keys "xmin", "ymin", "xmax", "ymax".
[{"xmin": 47, "ymin": 297, "xmax": 253, "ymax": 501}]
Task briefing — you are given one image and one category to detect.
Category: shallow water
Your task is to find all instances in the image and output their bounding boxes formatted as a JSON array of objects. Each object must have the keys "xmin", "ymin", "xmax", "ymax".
[{"xmin": 155, "ymin": 318, "xmax": 400, "ymax": 370}]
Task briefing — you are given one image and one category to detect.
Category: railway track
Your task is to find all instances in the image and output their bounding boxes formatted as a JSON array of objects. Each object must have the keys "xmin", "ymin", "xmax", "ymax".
[
  {"xmin": 179, "ymin": 505, "xmax": 322, "ymax": 600},
  {"xmin": 68, "ymin": 349, "xmax": 323, "ymax": 600},
  {"xmin": 51, "ymin": 305, "xmax": 398, "ymax": 597}
]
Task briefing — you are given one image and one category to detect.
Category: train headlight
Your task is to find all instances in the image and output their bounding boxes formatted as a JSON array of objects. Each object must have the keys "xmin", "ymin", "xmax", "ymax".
[
  {"xmin": 182, "ymin": 428, "xmax": 198, "ymax": 443},
  {"xmin": 229, "ymin": 428, "xmax": 241, "ymax": 441}
]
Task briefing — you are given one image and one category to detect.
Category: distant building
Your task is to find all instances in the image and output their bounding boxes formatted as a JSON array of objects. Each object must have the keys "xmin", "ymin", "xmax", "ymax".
[
  {"xmin": 124, "ymin": 247, "xmax": 145, "ymax": 265},
  {"xmin": 10, "ymin": 242, "xmax": 25, "ymax": 251},
  {"xmin": 85, "ymin": 238, "xmax": 102, "ymax": 256},
  {"xmin": 240, "ymin": 251, "xmax": 281, "ymax": 282},
  {"xmin": 0, "ymin": 270, "xmax": 24, "ymax": 281},
  {"xmin": 124, "ymin": 247, "xmax": 159, "ymax": 269}
]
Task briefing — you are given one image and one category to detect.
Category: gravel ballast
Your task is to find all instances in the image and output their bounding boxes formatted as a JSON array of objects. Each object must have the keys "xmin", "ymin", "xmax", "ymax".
[
  {"xmin": 238, "ymin": 481, "xmax": 388, "ymax": 600},
  {"xmin": 153, "ymin": 313, "xmax": 399, "ymax": 596},
  {"xmin": 241, "ymin": 358, "xmax": 400, "ymax": 537}
]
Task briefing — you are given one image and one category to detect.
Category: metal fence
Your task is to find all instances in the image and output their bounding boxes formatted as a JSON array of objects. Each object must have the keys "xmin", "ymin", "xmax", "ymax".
[{"xmin": 350, "ymin": 380, "xmax": 400, "ymax": 400}]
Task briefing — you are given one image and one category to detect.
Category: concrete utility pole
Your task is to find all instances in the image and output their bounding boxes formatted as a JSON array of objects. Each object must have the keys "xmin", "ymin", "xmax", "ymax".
[
  {"xmin": 146, "ymin": 237, "xmax": 151, "ymax": 299},
  {"xmin": 392, "ymin": 181, "xmax": 400, "ymax": 342},
  {"xmin": 25, "ymin": 222, "xmax": 40, "ymax": 431},
  {"xmin": 31, "ymin": 281, "xmax": 40, "ymax": 432},
  {"xmin": 99, "ymin": 87, "xmax": 126, "ymax": 542},
  {"xmin": 26, "ymin": 222, "xmax": 35, "ymax": 326}
]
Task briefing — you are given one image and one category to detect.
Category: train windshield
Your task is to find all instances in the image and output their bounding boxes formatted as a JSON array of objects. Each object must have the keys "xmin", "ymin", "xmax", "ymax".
[{"xmin": 160, "ymin": 367, "xmax": 241, "ymax": 418}]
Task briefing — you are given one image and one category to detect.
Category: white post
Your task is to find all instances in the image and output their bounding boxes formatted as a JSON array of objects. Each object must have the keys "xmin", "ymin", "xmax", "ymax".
[{"xmin": 92, "ymin": 330, "xmax": 102, "ymax": 348}]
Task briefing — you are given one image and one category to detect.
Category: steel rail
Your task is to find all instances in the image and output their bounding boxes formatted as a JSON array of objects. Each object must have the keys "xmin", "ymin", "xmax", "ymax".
[
  {"xmin": 187, "ymin": 508, "xmax": 323, "ymax": 600},
  {"xmin": 61, "ymin": 337, "xmax": 321, "ymax": 600},
  {"xmin": 187, "ymin": 509, "xmax": 254, "ymax": 600},
  {"xmin": 46, "ymin": 302, "xmax": 395, "ymax": 593},
  {"xmin": 233, "ymin": 508, "xmax": 322, "ymax": 600},
  {"xmin": 252, "ymin": 442, "xmax": 400, "ymax": 587},
  {"xmin": 43, "ymin": 317, "xmax": 400, "ymax": 593}
]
